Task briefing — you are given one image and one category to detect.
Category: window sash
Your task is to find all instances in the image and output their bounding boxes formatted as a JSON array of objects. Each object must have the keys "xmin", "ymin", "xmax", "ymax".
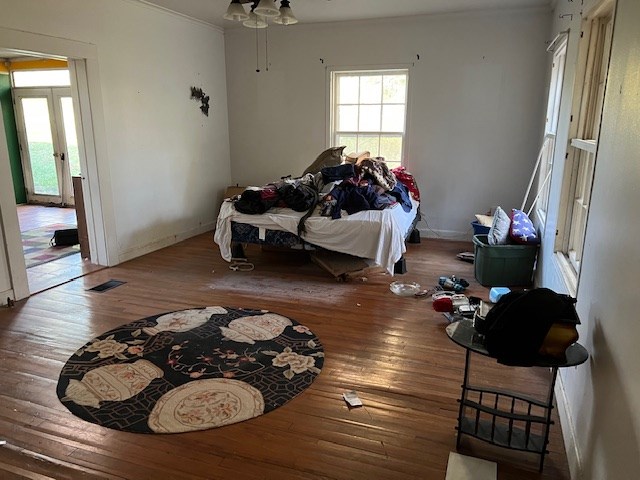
[
  {"xmin": 536, "ymin": 134, "xmax": 556, "ymax": 218},
  {"xmin": 565, "ymin": 143, "xmax": 597, "ymax": 271},
  {"xmin": 330, "ymin": 69, "xmax": 408, "ymax": 167},
  {"xmin": 555, "ymin": 2, "xmax": 614, "ymax": 289},
  {"xmin": 537, "ymin": 36, "xmax": 568, "ymax": 222}
]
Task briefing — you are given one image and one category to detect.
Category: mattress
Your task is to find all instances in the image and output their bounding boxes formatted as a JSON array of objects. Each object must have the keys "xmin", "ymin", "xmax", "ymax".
[{"xmin": 214, "ymin": 198, "xmax": 419, "ymax": 274}]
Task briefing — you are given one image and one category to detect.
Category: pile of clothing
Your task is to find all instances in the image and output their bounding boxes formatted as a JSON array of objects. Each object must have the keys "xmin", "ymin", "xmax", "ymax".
[{"xmin": 232, "ymin": 156, "xmax": 419, "ymax": 235}]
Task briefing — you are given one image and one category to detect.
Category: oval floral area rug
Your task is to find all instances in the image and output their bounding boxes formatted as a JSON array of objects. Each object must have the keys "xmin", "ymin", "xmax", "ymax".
[{"xmin": 56, "ymin": 307, "xmax": 324, "ymax": 433}]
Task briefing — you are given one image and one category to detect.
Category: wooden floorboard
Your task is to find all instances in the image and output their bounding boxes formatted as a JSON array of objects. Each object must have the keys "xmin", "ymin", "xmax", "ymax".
[
  {"xmin": 15, "ymin": 205, "xmax": 103, "ymax": 294},
  {"xmin": 0, "ymin": 234, "xmax": 571, "ymax": 479}
]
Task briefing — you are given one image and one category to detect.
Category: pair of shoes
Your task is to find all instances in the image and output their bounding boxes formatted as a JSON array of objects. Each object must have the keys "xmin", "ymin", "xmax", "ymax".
[{"xmin": 438, "ymin": 275, "xmax": 469, "ymax": 292}]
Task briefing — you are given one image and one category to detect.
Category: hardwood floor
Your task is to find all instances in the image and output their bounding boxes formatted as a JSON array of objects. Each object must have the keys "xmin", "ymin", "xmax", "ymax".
[
  {"xmin": 17, "ymin": 205, "xmax": 78, "ymax": 231},
  {"xmin": 16, "ymin": 205, "xmax": 103, "ymax": 294},
  {"xmin": 0, "ymin": 235, "xmax": 571, "ymax": 479}
]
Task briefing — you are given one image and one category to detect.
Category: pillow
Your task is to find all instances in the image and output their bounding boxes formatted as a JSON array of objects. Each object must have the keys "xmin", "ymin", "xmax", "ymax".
[
  {"xmin": 488, "ymin": 206, "xmax": 511, "ymax": 245},
  {"xmin": 302, "ymin": 146, "xmax": 346, "ymax": 176},
  {"xmin": 510, "ymin": 209, "xmax": 540, "ymax": 244},
  {"xmin": 474, "ymin": 214, "xmax": 494, "ymax": 227}
]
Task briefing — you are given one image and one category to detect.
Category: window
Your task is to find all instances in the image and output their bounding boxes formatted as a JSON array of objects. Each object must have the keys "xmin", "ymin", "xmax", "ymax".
[
  {"xmin": 330, "ymin": 69, "xmax": 408, "ymax": 169},
  {"xmin": 556, "ymin": 0, "xmax": 614, "ymax": 289},
  {"xmin": 12, "ymin": 69, "xmax": 71, "ymax": 87},
  {"xmin": 536, "ymin": 35, "xmax": 568, "ymax": 223}
]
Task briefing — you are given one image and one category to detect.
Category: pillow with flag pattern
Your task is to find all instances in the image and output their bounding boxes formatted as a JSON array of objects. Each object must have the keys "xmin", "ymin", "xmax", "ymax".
[{"xmin": 510, "ymin": 209, "xmax": 539, "ymax": 244}]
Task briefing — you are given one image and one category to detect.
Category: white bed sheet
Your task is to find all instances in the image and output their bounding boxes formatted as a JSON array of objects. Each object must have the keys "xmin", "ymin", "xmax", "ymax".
[{"xmin": 214, "ymin": 198, "xmax": 419, "ymax": 275}]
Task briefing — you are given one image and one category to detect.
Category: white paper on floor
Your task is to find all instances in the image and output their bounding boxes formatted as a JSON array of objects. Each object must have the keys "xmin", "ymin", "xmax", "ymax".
[
  {"xmin": 342, "ymin": 390, "xmax": 363, "ymax": 407},
  {"xmin": 445, "ymin": 452, "xmax": 497, "ymax": 480}
]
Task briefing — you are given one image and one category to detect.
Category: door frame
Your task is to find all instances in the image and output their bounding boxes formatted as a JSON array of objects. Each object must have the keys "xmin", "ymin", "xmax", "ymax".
[
  {"xmin": 0, "ymin": 26, "xmax": 118, "ymax": 300},
  {"xmin": 13, "ymin": 87, "xmax": 75, "ymax": 206}
]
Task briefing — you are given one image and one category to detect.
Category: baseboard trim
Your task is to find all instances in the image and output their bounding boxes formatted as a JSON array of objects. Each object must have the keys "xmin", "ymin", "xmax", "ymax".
[
  {"xmin": 555, "ymin": 373, "xmax": 583, "ymax": 480},
  {"xmin": 416, "ymin": 226, "xmax": 472, "ymax": 241},
  {"xmin": 117, "ymin": 222, "xmax": 215, "ymax": 264}
]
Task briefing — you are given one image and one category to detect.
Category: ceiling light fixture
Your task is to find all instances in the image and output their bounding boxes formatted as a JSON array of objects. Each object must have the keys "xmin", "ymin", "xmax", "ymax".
[
  {"xmin": 243, "ymin": 5, "xmax": 268, "ymax": 29},
  {"xmin": 223, "ymin": 0, "xmax": 299, "ymax": 28},
  {"xmin": 254, "ymin": 0, "xmax": 280, "ymax": 17},
  {"xmin": 272, "ymin": 0, "xmax": 298, "ymax": 25},
  {"xmin": 223, "ymin": 0, "xmax": 250, "ymax": 21}
]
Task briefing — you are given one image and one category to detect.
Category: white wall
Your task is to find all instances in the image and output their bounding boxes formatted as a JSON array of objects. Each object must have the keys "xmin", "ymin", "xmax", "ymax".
[
  {"xmin": 0, "ymin": 89, "xmax": 28, "ymax": 303},
  {"xmin": 0, "ymin": 109, "xmax": 14, "ymax": 303},
  {"xmin": 225, "ymin": 8, "xmax": 550, "ymax": 237},
  {"xmin": 0, "ymin": 0, "xmax": 231, "ymax": 265},
  {"xmin": 537, "ymin": 0, "xmax": 640, "ymax": 478}
]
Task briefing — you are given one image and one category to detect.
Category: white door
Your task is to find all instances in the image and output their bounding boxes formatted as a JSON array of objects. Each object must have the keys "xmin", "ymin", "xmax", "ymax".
[{"xmin": 14, "ymin": 87, "xmax": 81, "ymax": 206}]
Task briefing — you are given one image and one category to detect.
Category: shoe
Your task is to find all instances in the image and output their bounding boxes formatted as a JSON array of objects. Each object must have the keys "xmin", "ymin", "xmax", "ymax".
[{"xmin": 456, "ymin": 252, "xmax": 475, "ymax": 263}]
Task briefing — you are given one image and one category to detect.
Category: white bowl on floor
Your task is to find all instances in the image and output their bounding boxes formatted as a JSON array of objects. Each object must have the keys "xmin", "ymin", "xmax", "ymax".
[{"xmin": 389, "ymin": 281, "xmax": 421, "ymax": 297}]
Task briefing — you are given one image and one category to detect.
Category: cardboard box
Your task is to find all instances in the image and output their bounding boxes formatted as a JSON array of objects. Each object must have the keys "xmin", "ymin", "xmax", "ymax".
[
  {"xmin": 224, "ymin": 185, "xmax": 245, "ymax": 199},
  {"xmin": 345, "ymin": 151, "xmax": 370, "ymax": 164}
]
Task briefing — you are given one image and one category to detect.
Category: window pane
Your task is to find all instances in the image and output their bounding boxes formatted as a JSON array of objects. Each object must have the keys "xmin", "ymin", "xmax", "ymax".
[
  {"xmin": 12, "ymin": 70, "xmax": 70, "ymax": 87},
  {"xmin": 336, "ymin": 135, "xmax": 357, "ymax": 154},
  {"xmin": 360, "ymin": 76, "xmax": 382, "ymax": 104},
  {"xmin": 338, "ymin": 75, "xmax": 359, "ymax": 104},
  {"xmin": 331, "ymin": 70, "xmax": 407, "ymax": 167},
  {"xmin": 61, "ymin": 97, "xmax": 81, "ymax": 176},
  {"xmin": 381, "ymin": 105, "xmax": 405, "ymax": 132},
  {"xmin": 380, "ymin": 136, "xmax": 403, "ymax": 164},
  {"xmin": 383, "ymin": 75, "xmax": 407, "ymax": 103},
  {"xmin": 357, "ymin": 135, "xmax": 380, "ymax": 156},
  {"xmin": 338, "ymin": 105, "xmax": 358, "ymax": 131},
  {"xmin": 359, "ymin": 105, "xmax": 381, "ymax": 131},
  {"xmin": 21, "ymin": 98, "xmax": 60, "ymax": 195}
]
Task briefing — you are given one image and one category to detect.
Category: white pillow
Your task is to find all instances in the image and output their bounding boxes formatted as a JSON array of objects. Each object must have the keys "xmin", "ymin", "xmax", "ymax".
[
  {"xmin": 488, "ymin": 206, "xmax": 511, "ymax": 245},
  {"xmin": 475, "ymin": 214, "xmax": 494, "ymax": 227}
]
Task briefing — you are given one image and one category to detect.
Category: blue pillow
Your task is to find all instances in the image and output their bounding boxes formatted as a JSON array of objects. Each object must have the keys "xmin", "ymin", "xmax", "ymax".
[{"xmin": 510, "ymin": 209, "xmax": 539, "ymax": 244}]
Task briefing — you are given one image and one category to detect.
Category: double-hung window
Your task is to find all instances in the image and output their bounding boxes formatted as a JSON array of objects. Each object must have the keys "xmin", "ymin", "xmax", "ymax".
[
  {"xmin": 556, "ymin": 0, "xmax": 614, "ymax": 291},
  {"xmin": 536, "ymin": 35, "xmax": 568, "ymax": 224},
  {"xmin": 330, "ymin": 69, "xmax": 408, "ymax": 169}
]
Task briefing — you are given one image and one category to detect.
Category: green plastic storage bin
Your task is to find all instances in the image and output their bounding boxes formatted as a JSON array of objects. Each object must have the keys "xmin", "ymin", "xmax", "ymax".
[{"xmin": 472, "ymin": 234, "xmax": 538, "ymax": 287}]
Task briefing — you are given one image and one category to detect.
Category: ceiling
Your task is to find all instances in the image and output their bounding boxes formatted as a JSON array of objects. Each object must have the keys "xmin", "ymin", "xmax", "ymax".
[{"xmin": 142, "ymin": 0, "xmax": 551, "ymax": 28}]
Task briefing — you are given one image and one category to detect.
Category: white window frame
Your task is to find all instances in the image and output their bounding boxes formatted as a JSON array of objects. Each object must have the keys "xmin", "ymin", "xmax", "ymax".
[
  {"xmin": 328, "ymin": 67, "xmax": 410, "ymax": 168},
  {"xmin": 555, "ymin": 0, "xmax": 615, "ymax": 294},
  {"xmin": 536, "ymin": 34, "xmax": 568, "ymax": 226}
]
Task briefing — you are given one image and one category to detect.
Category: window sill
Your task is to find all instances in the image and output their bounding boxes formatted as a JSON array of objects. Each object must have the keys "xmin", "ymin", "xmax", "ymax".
[{"xmin": 554, "ymin": 252, "xmax": 578, "ymax": 297}]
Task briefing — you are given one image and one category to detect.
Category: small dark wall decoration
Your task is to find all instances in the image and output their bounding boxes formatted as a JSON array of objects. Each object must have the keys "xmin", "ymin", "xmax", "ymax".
[{"xmin": 190, "ymin": 86, "xmax": 210, "ymax": 116}]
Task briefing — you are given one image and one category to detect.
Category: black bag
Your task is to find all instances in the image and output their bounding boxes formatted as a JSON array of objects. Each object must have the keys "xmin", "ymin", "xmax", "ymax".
[
  {"xmin": 478, "ymin": 288, "xmax": 579, "ymax": 365},
  {"xmin": 50, "ymin": 228, "xmax": 79, "ymax": 247},
  {"xmin": 279, "ymin": 182, "xmax": 318, "ymax": 212},
  {"xmin": 233, "ymin": 188, "xmax": 278, "ymax": 215}
]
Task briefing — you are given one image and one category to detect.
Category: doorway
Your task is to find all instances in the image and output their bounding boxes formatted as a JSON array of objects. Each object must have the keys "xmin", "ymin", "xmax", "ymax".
[
  {"xmin": 14, "ymin": 87, "xmax": 82, "ymax": 206},
  {"xmin": 1, "ymin": 54, "xmax": 103, "ymax": 295}
]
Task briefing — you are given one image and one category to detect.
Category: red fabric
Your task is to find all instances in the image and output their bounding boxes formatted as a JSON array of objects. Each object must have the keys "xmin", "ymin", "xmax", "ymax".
[
  {"xmin": 433, "ymin": 297, "xmax": 453, "ymax": 312},
  {"xmin": 391, "ymin": 166, "xmax": 420, "ymax": 201}
]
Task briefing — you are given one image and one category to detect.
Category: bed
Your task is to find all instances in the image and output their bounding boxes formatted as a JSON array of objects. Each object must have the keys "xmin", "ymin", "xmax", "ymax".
[{"xmin": 214, "ymin": 196, "xmax": 419, "ymax": 275}]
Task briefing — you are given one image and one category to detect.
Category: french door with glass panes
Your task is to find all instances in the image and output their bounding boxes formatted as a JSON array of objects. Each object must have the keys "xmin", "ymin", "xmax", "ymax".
[{"xmin": 14, "ymin": 88, "xmax": 81, "ymax": 205}]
